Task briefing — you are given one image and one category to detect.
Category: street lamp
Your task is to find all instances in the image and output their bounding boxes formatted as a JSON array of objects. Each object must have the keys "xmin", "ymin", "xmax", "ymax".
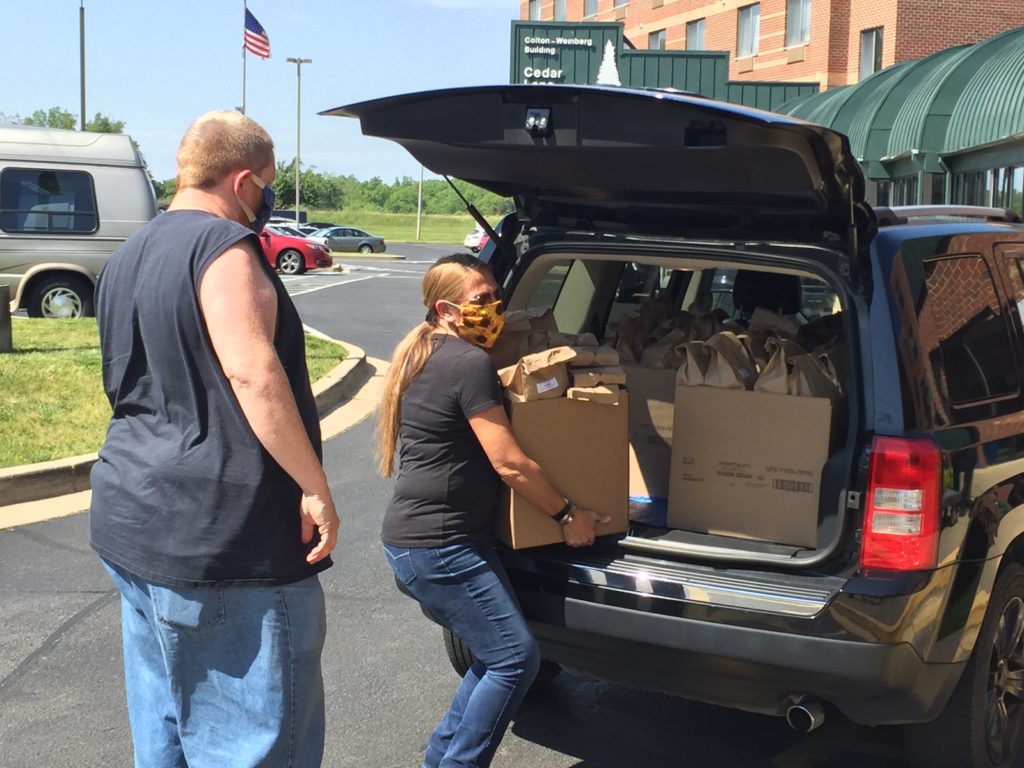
[{"xmin": 286, "ymin": 57, "xmax": 311, "ymax": 226}]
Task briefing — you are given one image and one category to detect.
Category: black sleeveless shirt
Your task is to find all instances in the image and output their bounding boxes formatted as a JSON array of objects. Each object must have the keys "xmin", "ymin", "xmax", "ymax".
[{"xmin": 89, "ymin": 210, "xmax": 330, "ymax": 587}]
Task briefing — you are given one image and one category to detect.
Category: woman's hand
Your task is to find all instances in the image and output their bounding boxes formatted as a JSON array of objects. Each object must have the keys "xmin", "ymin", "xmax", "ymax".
[{"xmin": 562, "ymin": 506, "xmax": 612, "ymax": 548}]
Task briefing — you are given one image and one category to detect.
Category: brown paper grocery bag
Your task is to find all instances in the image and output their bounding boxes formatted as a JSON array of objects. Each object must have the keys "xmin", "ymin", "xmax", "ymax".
[
  {"xmin": 754, "ymin": 337, "xmax": 806, "ymax": 394},
  {"xmin": 703, "ymin": 332, "xmax": 758, "ymax": 389},
  {"xmin": 791, "ymin": 353, "xmax": 840, "ymax": 399},
  {"xmin": 676, "ymin": 341, "xmax": 712, "ymax": 386}
]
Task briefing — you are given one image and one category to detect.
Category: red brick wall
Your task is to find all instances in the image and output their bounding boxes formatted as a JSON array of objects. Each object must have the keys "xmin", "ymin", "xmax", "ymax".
[
  {"xmin": 895, "ymin": 0, "xmax": 1024, "ymax": 62},
  {"xmin": 522, "ymin": 0, "xmax": 1024, "ymax": 90}
]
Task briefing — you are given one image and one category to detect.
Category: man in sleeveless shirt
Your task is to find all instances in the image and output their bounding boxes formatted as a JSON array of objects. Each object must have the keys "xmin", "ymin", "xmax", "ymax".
[{"xmin": 90, "ymin": 111, "xmax": 340, "ymax": 768}]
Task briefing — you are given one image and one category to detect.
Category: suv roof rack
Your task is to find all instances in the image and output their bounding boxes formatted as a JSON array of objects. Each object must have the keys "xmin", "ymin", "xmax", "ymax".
[{"xmin": 874, "ymin": 205, "xmax": 1022, "ymax": 227}]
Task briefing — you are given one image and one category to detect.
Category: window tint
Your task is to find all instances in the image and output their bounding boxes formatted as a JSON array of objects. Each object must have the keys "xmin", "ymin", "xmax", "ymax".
[
  {"xmin": 921, "ymin": 256, "xmax": 1017, "ymax": 405},
  {"xmin": 0, "ymin": 168, "xmax": 98, "ymax": 234}
]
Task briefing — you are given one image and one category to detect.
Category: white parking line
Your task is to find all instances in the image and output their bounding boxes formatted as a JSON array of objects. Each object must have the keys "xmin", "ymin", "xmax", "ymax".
[{"xmin": 287, "ymin": 274, "xmax": 377, "ymax": 297}]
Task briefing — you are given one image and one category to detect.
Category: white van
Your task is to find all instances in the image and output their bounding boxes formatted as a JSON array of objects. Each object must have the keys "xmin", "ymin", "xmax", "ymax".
[{"xmin": 0, "ymin": 126, "xmax": 156, "ymax": 317}]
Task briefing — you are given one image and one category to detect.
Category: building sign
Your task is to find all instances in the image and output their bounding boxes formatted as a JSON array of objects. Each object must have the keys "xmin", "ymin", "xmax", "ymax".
[{"xmin": 510, "ymin": 20, "xmax": 818, "ymax": 112}]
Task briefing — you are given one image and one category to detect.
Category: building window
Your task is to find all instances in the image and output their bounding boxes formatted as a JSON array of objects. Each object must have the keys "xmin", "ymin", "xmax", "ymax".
[
  {"xmin": 0, "ymin": 168, "xmax": 98, "ymax": 234},
  {"xmin": 860, "ymin": 27, "xmax": 883, "ymax": 80},
  {"xmin": 687, "ymin": 18, "xmax": 705, "ymax": 50},
  {"xmin": 584, "ymin": 0, "xmax": 598, "ymax": 16},
  {"xmin": 614, "ymin": 0, "xmax": 629, "ymax": 7},
  {"xmin": 737, "ymin": 4, "xmax": 761, "ymax": 58},
  {"xmin": 648, "ymin": 29, "xmax": 666, "ymax": 50},
  {"xmin": 554, "ymin": 0, "xmax": 566, "ymax": 20},
  {"xmin": 529, "ymin": 0, "xmax": 541, "ymax": 20},
  {"xmin": 786, "ymin": 0, "xmax": 811, "ymax": 47}
]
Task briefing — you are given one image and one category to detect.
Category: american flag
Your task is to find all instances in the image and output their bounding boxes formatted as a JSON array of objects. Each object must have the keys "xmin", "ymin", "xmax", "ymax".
[{"xmin": 244, "ymin": 9, "xmax": 271, "ymax": 59}]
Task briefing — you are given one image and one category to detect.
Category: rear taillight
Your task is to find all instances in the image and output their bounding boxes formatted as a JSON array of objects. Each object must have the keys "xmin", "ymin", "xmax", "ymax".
[{"xmin": 860, "ymin": 436, "xmax": 942, "ymax": 571}]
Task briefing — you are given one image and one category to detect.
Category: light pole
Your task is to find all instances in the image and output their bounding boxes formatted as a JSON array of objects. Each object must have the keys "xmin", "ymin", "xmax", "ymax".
[{"xmin": 286, "ymin": 57, "xmax": 311, "ymax": 225}]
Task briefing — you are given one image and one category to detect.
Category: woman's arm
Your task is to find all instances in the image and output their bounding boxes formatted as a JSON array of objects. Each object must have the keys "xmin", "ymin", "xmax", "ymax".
[{"xmin": 468, "ymin": 404, "xmax": 610, "ymax": 547}]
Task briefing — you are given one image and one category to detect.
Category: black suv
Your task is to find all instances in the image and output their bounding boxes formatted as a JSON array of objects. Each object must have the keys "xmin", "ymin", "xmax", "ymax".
[{"xmin": 332, "ymin": 86, "xmax": 1024, "ymax": 768}]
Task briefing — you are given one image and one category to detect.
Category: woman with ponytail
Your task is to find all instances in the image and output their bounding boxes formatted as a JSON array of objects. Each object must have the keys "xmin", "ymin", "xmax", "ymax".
[{"xmin": 378, "ymin": 253, "xmax": 607, "ymax": 768}]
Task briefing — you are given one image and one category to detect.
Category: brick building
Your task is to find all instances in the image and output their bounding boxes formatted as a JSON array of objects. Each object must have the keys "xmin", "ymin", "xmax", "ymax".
[{"xmin": 520, "ymin": 0, "xmax": 1024, "ymax": 90}]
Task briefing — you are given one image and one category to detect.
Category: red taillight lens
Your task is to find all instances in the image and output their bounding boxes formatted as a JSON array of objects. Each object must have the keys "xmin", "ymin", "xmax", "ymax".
[{"xmin": 860, "ymin": 436, "xmax": 942, "ymax": 571}]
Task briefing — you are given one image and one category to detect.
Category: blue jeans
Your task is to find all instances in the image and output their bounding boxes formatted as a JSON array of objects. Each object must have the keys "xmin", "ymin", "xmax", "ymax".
[
  {"xmin": 102, "ymin": 559, "xmax": 327, "ymax": 768},
  {"xmin": 383, "ymin": 541, "xmax": 541, "ymax": 768}
]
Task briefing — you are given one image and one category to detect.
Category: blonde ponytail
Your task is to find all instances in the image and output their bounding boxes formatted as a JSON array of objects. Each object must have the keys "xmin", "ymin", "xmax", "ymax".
[{"xmin": 377, "ymin": 321, "xmax": 435, "ymax": 477}]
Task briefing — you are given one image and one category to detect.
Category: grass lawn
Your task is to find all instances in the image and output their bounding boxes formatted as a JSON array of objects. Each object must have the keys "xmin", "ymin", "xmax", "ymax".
[
  {"xmin": 303, "ymin": 209, "xmax": 482, "ymax": 244},
  {"xmin": 0, "ymin": 319, "xmax": 347, "ymax": 469}
]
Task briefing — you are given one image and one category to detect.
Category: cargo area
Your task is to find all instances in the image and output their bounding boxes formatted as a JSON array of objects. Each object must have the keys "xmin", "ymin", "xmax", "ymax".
[{"xmin": 492, "ymin": 248, "xmax": 856, "ymax": 566}]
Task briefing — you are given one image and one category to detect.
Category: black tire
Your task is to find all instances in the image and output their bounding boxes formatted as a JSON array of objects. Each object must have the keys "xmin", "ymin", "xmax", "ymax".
[
  {"xmin": 442, "ymin": 627, "xmax": 561, "ymax": 692},
  {"xmin": 26, "ymin": 274, "xmax": 94, "ymax": 318},
  {"xmin": 904, "ymin": 562, "xmax": 1024, "ymax": 768},
  {"xmin": 276, "ymin": 249, "xmax": 305, "ymax": 275},
  {"xmin": 358, "ymin": 243, "xmax": 373, "ymax": 254}
]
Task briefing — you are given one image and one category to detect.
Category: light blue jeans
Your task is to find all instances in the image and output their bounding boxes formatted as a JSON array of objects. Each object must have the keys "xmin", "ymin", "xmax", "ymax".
[
  {"xmin": 102, "ymin": 559, "xmax": 327, "ymax": 768},
  {"xmin": 383, "ymin": 541, "xmax": 541, "ymax": 768}
]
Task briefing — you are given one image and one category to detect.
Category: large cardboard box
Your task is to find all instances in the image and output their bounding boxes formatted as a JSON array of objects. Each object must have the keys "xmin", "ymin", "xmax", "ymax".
[
  {"xmin": 496, "ymin": 395, "xmax": 629, "ymax": 549},
  {"xmin": 622, "ymin": 365, "xmax": 677, "ymax": 502},
  {"xmin": 667, "ymin": 385, "xmax": 831, "ymax": 548}
]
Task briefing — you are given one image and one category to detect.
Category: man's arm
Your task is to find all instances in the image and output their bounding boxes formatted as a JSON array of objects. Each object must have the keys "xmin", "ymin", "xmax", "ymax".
[{"xmin": 198, "ymin": 242, "xmax": 338, "ymax": 564}]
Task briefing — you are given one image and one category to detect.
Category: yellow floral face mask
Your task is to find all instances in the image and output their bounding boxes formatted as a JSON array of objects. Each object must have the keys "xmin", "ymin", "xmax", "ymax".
[{"xmin": 450, "ymin": 299, "xmax": 505, "ymax": 349}]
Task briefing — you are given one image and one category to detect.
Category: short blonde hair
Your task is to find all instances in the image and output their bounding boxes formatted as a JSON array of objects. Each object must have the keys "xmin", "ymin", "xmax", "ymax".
[{"xmin": 175, "ymin": 111, "xmax": 274, "ymax": 190}]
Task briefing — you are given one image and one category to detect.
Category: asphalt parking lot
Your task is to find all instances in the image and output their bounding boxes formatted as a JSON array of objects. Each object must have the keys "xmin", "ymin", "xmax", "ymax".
[{"xmin": 0, "ymin": 244, "xmax": 916, "ymax": 767}]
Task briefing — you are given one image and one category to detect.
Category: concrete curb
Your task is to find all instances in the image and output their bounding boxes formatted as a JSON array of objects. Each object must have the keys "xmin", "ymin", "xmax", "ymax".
[{"xmin": 0, "ymin": 338, "xmax": 369, "ymax": 508}]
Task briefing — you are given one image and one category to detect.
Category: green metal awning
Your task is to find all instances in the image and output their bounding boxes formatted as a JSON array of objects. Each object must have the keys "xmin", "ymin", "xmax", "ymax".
[{"xmin": 776, "ymin": 26, "xmax": 1024, "ymax": 180}]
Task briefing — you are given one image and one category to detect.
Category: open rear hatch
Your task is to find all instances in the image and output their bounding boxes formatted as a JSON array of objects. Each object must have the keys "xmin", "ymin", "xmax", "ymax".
[{"xmin": 323, "ymin": 84, "xmax": 874, "ymax": 284}]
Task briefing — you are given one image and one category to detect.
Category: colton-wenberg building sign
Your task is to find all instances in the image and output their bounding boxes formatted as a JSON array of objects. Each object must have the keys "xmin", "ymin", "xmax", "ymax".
[{"xmin": 510, "ymin": 20, "xmax": 818, "ymax": 112}]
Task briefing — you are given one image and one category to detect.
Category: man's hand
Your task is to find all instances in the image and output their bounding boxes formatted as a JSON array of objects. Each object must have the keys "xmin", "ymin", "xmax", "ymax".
[{"xmin": 300, "ymin": 491, "xmax": 340, "ymax": 564}]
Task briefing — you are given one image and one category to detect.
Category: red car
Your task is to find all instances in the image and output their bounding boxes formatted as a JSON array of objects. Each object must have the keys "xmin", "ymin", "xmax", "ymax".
[{"xmin": 260, "ymin": 225, "xmax": 333, "ymax": 274}]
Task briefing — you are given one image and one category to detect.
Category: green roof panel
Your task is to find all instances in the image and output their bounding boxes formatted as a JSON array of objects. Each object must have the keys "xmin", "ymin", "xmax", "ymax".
[{"xmin": 947, "ymin": 30, "xmax": 1024, "ymax": 153}]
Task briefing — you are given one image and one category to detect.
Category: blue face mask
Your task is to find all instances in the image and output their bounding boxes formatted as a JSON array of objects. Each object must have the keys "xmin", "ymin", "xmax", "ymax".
[{"xmin": 238, "ymin": 172, "xmax": 275, "ymax": 233}]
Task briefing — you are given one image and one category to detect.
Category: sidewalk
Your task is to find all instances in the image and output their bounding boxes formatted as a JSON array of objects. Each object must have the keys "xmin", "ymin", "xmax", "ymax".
[{"xmin": 0, "ymin": 338, "xmax": 387, "ymax": 526}]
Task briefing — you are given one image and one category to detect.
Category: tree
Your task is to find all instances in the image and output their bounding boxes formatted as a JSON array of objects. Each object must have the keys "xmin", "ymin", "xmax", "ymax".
[
  {"xmin": 14, "ymin": 106, "xmax": 125, "ymax": 133},
  {"xmin": 85, "ymin": 113, "xmax": 125, "ymax": 133},
  {"xmin": 153, "ymin": 178, "xmax": 177, "ymax": 202},
  {"xmin": 23, "ymin": 107, "xmax": 77, "ymax": 130}
]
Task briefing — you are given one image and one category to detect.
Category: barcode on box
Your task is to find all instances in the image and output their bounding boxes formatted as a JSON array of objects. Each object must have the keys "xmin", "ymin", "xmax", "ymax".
[{"xmin": 773, "ymin": 479, "xmax": 813, "ymax": 494}]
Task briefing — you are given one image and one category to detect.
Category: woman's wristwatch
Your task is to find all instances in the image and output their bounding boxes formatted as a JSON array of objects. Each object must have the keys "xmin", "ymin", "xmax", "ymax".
[{"xmin": 552, "ymin": 499, "xmax": 575, "ymax": 525}]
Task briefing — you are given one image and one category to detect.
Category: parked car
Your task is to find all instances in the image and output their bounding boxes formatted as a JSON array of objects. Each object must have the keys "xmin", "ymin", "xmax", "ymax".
[
  {"xmin": 261, "ymin": 225, "xmax": 332, "ymax": 274},
  {"xmin": 310, "ymin": 226, "xmax": 386, "ymax": 254},
  {"xmin": 335, "ymin": 84, "xmax": 1024, "ymax": 768},
  {"xmin": 463, "ymin": 225, "xmax": 486, "ymax": 252},
  {"xmin": 0, "ymin": 126, "xmax": 156, "ymax": 317}
]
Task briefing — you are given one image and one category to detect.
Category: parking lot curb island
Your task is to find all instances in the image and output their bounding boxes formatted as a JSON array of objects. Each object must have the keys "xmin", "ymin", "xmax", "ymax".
[{"xmin": 0, "ymin": 339, "xmax": 367, "ymax": 508}]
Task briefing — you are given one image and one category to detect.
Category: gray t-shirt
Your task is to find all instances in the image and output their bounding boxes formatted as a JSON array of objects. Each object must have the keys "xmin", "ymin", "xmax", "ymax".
[{"xmin": 381, "ymin": 335, "xmax": 503, "ymax": 547}]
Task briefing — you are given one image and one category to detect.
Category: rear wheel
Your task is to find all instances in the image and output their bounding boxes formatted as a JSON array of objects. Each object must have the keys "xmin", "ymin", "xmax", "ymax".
[
  {"xmin": 905, "ymin": 563, "xmax": 1024, "ymax": 768},
  {"xmin": 27, "ymin": 275, "xmax": 94, "ymax": 318},
  {"xmin": 358, "ymin": 243, "xmax": 373, "ymax": 254},
  {"xmin": 276, "ymin": 249, "xmax": 305, "ymax": 275},
  {"xmin": 442, "ymin": 627, "xmax": 561, "ymax": 692}
]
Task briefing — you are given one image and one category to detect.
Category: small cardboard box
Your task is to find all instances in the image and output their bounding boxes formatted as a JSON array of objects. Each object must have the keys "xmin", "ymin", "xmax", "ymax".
[
  {"xmin": 571, "ymin": 366, "xmax": 627, "ymax": 388},
  {"xmin": 496, "ymin": 395, "xmax": 629, "ymax": 549},
  {"xmin": 567, "ymin": 384, "xmax": 622, "ymax": 405},
  {"xmin": 499, "ymin": 346, "xmax": 576, "ymax": 403},
  {"xmin": 622, "ymin": 365, "xmax": 677, "ymax": 502},
  {"xmin": 667, "ymin": 385, "xmax": 831, "ymax": 548}
]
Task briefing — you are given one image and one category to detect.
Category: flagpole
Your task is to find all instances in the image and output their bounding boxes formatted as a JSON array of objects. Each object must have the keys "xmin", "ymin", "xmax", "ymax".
[{"xmin": 241, "ymin": 0, "xmax": 247, "ymax": 113}]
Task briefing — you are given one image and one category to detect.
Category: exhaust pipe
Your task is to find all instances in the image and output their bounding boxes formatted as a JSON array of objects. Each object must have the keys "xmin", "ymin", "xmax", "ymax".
[{"xmin": 785, "ymin": 697, "xmax": 825, "ymax": 733}]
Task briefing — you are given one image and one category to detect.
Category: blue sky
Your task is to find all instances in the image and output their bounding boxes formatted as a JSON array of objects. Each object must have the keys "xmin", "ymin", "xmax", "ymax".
[{"xmin": 3, "ymin": 0, "xmax": 519, "ymax": 182}]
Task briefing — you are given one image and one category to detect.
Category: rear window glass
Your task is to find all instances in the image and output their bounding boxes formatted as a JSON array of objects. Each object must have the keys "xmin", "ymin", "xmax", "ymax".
[
  {"xmin": 920, "ymin": 255, "xmax": 1018, "ymax": 406},
  {"xmin": 0, "ymin": 168, "xmax": 98, "ymax": 234}
]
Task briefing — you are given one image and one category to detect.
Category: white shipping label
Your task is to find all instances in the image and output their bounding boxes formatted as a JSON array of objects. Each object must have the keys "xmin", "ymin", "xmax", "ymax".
[{"xmin": 535, "ymin": 376, "xmax": 560, "ymax": 394}]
